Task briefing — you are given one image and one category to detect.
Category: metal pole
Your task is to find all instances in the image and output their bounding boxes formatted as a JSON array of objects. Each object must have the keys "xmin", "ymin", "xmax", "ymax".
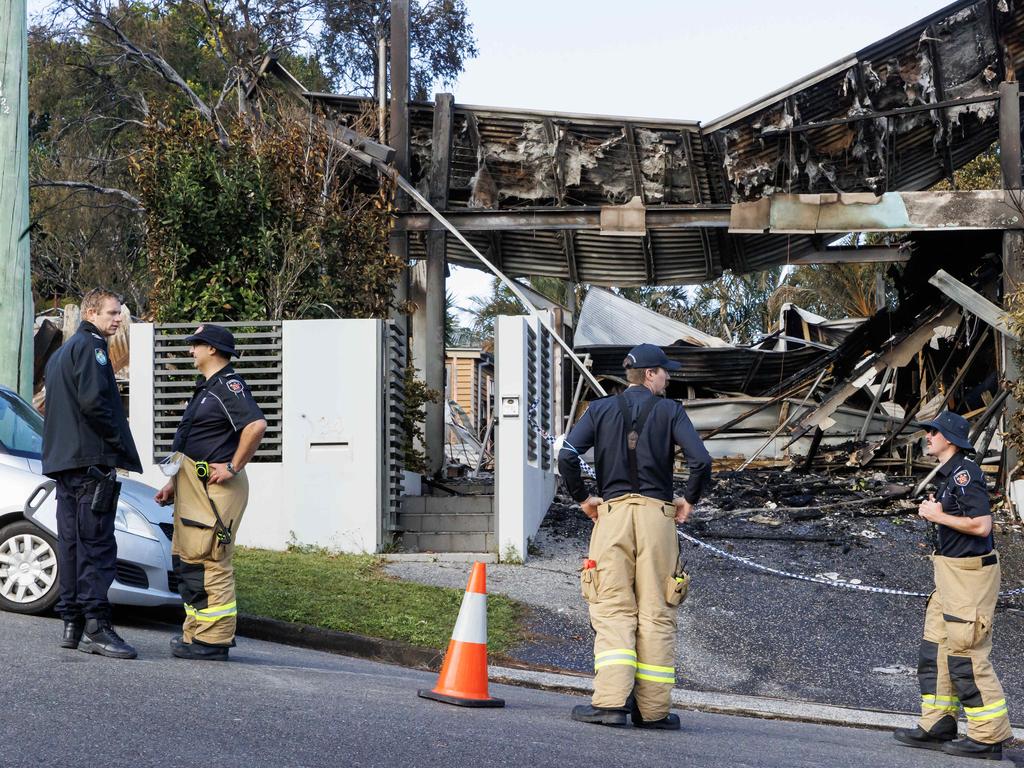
[{"xmin": 0, "ymin": 0, "xmax": 32, "ymax": 398}]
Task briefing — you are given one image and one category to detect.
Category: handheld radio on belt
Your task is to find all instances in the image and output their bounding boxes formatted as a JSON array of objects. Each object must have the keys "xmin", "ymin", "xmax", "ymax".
[{"xmin": 193, "ymin": 460, "xmax": 233, "ymax": 545}]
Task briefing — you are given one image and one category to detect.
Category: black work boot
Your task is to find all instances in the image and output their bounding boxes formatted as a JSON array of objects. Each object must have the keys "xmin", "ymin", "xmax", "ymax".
[
  {"xmin": 632, "ymin": 711, "xmax": 681, "ymax": 730},
  {"xmin": 60, "ymin": 619, "xmax": 85, "ymax": 649},
  {"xmin": 79, "ymin": 619, "xmax": 137, "ymax": 659},
  {"xmin": 570, "ymin": 704, "xmax": 629, "ymax": 727},
  {"xmin": 171, "ymin": 636, "xmax": 229, "ymax": 661},
  {"xmin": 893, "ymin": 715, "xmax": 957, "ymax": 751},
  {"xmin": 941, "ymin": 737, "xmax": 1004, "ymax": 761}
]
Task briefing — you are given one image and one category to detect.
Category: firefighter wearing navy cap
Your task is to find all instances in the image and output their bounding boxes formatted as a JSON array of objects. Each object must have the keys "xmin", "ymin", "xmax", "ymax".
[
  {"xmin": 155, "ymin": 324, "xmax": 266, "ymax": 660},
  {"xmin": 895, "ymin": 410, "xmax": 1011, "ymax": 760},
  {"xmin": 558, "ymin": 343, "xmax": 711, "ymax": 730}
]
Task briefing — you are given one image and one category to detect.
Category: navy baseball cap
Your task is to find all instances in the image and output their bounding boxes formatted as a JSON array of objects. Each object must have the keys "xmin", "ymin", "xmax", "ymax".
[
  {"xmin": 623, "ymin": 343, "xmax": 681, "ymax": 371},
  {"xmin": 185, "ymin": 324, "xmax": 237, "ymax": 358},
  {"xmin": 918, "ymin": 410, "xmax": 973, "ymax": 451}
]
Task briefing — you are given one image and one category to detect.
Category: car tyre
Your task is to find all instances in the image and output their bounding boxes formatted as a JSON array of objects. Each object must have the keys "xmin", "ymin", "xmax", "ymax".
[{"xmin": 0, "ymin": 520, "xmax": 60, "ymax": 615}]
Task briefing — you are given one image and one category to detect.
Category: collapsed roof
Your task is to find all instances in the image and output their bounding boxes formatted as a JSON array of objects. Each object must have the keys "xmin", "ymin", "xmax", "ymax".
[{"xmin": 269, "ymin": 0, "xmax": 1024, "ymax": 286}]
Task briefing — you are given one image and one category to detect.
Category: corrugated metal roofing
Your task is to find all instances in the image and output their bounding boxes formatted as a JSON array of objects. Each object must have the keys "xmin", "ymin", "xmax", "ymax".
[
  {"xmin": 576, "ymin": 343, "xmax": 827, "ymax": 396},
  {"xmin": 290, "ymin": 0, "xmax": 1023, "ymax": 287}
]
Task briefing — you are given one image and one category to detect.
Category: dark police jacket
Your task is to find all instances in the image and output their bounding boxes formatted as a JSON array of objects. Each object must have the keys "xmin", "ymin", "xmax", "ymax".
[
  {"xmin": 42, "ymin": 321, "xmax": 142, "ymax": 477},
  {"xmin": 558, "ymin": 385, "xmax": 712, "ymax": 505},
  {"xmin": 935, "ymin": 453, "xmax": 993, "ymax": 558}
]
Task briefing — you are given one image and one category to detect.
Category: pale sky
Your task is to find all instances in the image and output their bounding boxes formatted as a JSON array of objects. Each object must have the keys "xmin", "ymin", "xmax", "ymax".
[{"xmin": 26, "ymin": 0, "xmax": 960, "ymax": 320}]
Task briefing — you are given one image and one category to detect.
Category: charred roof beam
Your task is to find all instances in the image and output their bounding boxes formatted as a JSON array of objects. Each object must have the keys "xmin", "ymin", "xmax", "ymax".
[{"xmin": 395, "ymin": 205, "xmax": 732, "ymax": 232}]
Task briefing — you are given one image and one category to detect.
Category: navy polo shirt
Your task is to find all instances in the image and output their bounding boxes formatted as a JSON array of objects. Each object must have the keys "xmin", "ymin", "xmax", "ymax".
[
  {"xmin": 935, "ymin": 453, "xmax": 993, "ymax": 558},
  {"xmin": 557, "ymin": 385, "xmax": 712, "ymax": 505},
  {"xmin": 171, "ymin": 365, "xmax": 265, "ymax": 463}
]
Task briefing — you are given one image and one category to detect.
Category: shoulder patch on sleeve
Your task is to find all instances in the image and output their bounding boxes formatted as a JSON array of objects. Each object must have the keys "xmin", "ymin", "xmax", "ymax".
[
  {"xmin": 94, "ymin": 349, "xmax": 108, "ymax": 366},
  {"xmin": 225, "ymin": 379, "xmax": 244, "ymax": 395},
  {"xmin": 954, "ymin": 469, "xmax": 971, "ymax": 487}
]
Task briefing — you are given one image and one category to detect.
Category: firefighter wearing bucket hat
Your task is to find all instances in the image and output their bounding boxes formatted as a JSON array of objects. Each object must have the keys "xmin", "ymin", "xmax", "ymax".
[
  {"xmin": 894, "ymin": 410, "xmax": 1011, "ymax": 760},
  {"xmin": 558, "ymin": 343, "xmax": 712, "ymax": 730},
  {"xmin": 154, "ymin": 324, "xmax": 266, "ymax": 661}
]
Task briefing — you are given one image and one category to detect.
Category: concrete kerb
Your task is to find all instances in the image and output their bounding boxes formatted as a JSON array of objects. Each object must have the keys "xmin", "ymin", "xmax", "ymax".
[{"xmin": 234, "ymin": 613, "xmax": 1024, "ymax": 738}]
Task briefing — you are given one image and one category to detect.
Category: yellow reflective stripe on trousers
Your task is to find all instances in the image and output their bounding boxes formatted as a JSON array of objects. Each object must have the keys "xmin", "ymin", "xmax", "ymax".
[
  {"xmin": 922, "ymin": 694, "xmax": 959, "ymax": 712},
  {"xmin": 635, "ymin": 661, "xmax": 675, "ymax": 684},
  {"xmin": 183, "ymin": 601, "xmax": 238, "ymax": 622},
  {"xmin": 594, "ymin": 648, "xmax": 638, "ymax": 671},
  {"xmin": 964, "ymin": 699, "xmax": 1008, "ymax": 721}
]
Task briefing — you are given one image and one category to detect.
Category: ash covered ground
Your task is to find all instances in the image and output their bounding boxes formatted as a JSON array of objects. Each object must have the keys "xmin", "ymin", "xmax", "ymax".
[{"xmin": 386, "ymin": 468, "xmax": 1024, "ymax": 716}]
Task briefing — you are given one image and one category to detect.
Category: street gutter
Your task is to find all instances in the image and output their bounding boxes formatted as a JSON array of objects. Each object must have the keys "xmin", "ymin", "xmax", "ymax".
[{"xmin": 235, "ymin": 612, "xmax": 1024, "ymax": 738}]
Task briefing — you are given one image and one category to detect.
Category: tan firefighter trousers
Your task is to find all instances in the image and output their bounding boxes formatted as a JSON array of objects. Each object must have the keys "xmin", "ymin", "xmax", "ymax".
[
  {"xmin": 171, "ymin": 455, "xmax": 249, "ymax": 647},
  {"xmin": 917, "ymin": 552, "xmax": 1011, "ymax": 744},
  {"xmin": 580, "ymin": 494, "xmax": 685, "ymax": 721}
]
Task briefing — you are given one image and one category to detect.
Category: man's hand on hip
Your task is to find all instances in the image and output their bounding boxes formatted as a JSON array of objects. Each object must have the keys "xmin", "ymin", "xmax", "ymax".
[
  {"xmin": 673, "ymin": 497, "xmax": 693, "ymax": 523},
  {"xmin": 580, "ymin": 496, "xmax": 604, "ymax": 521},
  {"xmin": 207, "ymin": 463, "xmax": 233, "ymax": 484}
]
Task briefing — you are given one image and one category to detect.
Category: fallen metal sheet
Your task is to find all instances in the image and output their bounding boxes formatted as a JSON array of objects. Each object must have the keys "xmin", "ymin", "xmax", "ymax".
[
  {"xmin": 928, "ymin": 269, "xmax": 1020, "ymax": 341},
  {"xmin": 577, "ymin": 344, "xmax": 827, "ymax": 395},
  {"xmin": 687, "ymin": 397, "xmax": 898, "ymax": 435},
  {"xmin": 731, "ymin": 191, "xmax": 1024, "ymax": 234},
  {"xmin": 777, "ymin": 303, "xmax": 866, "ymax": 349},
  {"xmin": 574, "ymin": 287, "xmax": 729, "ymax": 348},
  {"xmin": 693, "ymin": 399, "xmax": 901, "ymax": 461}
]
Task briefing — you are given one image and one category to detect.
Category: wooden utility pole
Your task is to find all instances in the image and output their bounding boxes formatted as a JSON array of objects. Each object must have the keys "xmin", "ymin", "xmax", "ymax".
[{"xmin": 0, "ymin": 0, "xmax": 33, "ymax": 398}]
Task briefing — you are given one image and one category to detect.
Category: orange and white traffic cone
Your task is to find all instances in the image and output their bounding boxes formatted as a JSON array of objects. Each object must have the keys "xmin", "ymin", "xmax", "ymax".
[{"xmin": 418, "ymin": 561, "xmax": 505, "ymax": 708}]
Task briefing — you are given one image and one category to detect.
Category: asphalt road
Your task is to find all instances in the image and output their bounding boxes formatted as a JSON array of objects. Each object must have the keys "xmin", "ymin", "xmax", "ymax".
[{"xmin": 4, "ymin": 611, "xmax": 1021, "ymax": 767}]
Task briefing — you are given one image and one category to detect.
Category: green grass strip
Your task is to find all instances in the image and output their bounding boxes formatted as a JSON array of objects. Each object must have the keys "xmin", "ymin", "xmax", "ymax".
[{"xmin": 234, "ymin": 548, "xmax": 525, "ymax": 653}]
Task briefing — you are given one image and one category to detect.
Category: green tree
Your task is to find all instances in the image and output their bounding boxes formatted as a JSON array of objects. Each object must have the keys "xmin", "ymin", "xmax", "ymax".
[
  {"xmin": 932, "ymin": 143, "xmax": 1002, "ymax": 191},
  {"xmin": 132, "ymin": 111, "xmax": 399, "ymax": 321},
  {"xmin": 316, "ymin": 0, "xmax": 478, "ymax": 100}
]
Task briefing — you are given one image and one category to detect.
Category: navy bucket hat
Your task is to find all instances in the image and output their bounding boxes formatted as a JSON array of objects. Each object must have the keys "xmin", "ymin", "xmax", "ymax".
[{"xmin": 918, "ymin": 410, "xmax": 973, "ymax": 451}]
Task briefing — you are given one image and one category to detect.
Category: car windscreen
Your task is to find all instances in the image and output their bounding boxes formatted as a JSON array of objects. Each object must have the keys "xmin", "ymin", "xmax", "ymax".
[{"xmin": 0, "ymin": 389, "xmax": 44, "ymax": 459}]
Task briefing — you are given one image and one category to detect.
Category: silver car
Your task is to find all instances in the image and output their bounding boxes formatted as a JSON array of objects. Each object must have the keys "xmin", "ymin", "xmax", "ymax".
[{"xmin": 0, "ymin": 384, "xmax": 181, "ymax": 615}]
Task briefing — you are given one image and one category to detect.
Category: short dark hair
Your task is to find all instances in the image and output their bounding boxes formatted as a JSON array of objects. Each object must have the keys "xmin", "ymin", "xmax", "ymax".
[
  {"xmin": 625, "ymin": 367, "xmax": 649, "ymax": 385},
  {"xmin": 81, "ymin": 288, "xmax": 122, "ymax": 315}
]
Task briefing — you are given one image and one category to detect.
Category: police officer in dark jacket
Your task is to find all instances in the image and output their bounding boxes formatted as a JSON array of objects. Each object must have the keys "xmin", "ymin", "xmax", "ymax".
[
  {"xmin": 558, "ymin": 343, "xmax": 711, "ymax": 730},
  {"xmin": 42, "ymin": 289, "xmax": 142, "ymax": 659}
]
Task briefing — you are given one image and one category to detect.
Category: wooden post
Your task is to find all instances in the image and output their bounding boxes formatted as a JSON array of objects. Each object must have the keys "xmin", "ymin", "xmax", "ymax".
[
  {"xmin": 1000, "ymin": 80, "xmax": 1022, "ymax": 492},
  {"xmin": 388, "ymin": 0, "xmax": 410, "ymax": 337},
  {"xmin": 424, "ymin": 93, "xmax": 453, "ymax": 476},
  {"xmin": 0, "ymin": 0, "xmax": 32, "ymax": 398}
]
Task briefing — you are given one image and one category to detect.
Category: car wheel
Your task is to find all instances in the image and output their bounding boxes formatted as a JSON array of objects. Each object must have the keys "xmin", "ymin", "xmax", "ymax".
[{"xmin": 0, "ymin": 520, "xmax": 60, "ymax": 615}]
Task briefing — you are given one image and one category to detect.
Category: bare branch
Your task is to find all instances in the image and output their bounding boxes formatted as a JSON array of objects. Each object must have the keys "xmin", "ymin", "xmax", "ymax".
[
  {"xmin": 30, "ymin": 179, "xmax": 144, "ymax": 210},
  {"xmin": 71, "ymin": 1, "xmax": 230, "ymax": 147}
]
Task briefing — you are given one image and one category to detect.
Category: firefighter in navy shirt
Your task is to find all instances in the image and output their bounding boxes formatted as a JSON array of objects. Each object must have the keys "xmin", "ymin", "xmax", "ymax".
[
  {"xmin": 558, "ymin": 343, "xmax": 711, "ymax": 730},
  {"xmin": 155, "ymin": 324, "xmax": 265, "ymax": 660},
  {"xmin": 895, "ymin": 411, "xmax": 1011, "ymax": 760}
]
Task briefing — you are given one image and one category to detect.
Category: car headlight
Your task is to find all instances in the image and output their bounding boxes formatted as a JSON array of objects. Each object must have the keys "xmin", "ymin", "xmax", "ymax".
[{"xmin": 115, "ymin": 500, "xmax": 158, "ymax": 541}]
